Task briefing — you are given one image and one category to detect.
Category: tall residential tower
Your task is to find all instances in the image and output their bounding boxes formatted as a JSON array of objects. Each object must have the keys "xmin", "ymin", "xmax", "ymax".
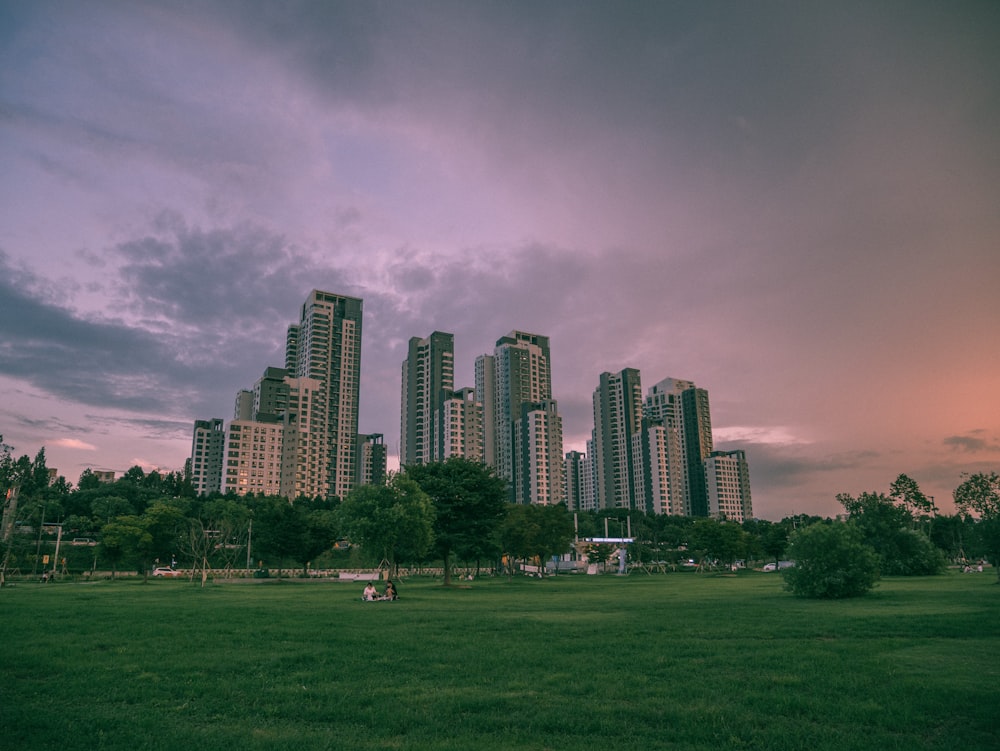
[{"xmin": 400, "ymin": 332, "xmax": 454, "ymax": 466}]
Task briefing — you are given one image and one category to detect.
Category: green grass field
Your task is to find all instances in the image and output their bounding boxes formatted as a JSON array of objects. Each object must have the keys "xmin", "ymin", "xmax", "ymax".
[{"xmin": 2, "ymin": 571, "xmax": 997, "ymax": 751}]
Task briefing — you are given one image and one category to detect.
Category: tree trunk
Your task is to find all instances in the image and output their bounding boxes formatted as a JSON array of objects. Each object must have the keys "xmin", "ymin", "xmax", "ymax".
[{"xmin": 442, "ymin": 549, "xmax": 452, "ymax": 586}]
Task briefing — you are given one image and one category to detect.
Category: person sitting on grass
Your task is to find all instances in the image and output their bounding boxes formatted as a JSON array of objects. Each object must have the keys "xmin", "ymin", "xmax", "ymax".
[
  {"xmin": 362, "ymin": 582, "xmax": 378, "ymax": 601},
  {"xmin": 383, "ymin": 581, "xmax": 397, "ymax": 601}
]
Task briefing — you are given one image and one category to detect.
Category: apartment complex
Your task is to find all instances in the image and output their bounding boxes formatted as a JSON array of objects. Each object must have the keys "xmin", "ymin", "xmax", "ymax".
[
  {"xmin": 577, "ymin": 372, "xmax": 752, "ymax": 520},
  {"xmin": 190, "ymin": 290, "xmax": 383, "ymax": 500},
  {"xmin": 478, "ymin": 331, "xmax": 564, "ymax": 504},
  {"xmin": 398, "ymin": 328, "xmax": 564, "ymax": 504}
]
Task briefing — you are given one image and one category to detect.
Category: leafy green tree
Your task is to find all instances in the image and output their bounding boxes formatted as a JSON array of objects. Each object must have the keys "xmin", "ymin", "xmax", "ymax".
[
  {"xmin": 889, "ymin": 473, "xmax": 937, "ymax": 531},
  {"xmin": 298, "ymin": 504, "xmax": 340, "ymax": 576},
  {"xmin": 77, "ymin": 468, "xmax": 102, "ymax": 491},
  {"xmin": 100, "ymin": 517, "xmax": 150, "ymax": 578},
  {"xmin": 139, "ymin": 501, "xmax": 187, "ymax": 577},
  {"xmin": 928, "ymin": 513, "xmax": 973, "ymax": 563},
  {"xmin": 339, "ymin": 475, "xmax": 435, "ymax": 578},
  {"xmin": 689, "ymin": 518, "xmax": 747, "ymax": 569},
  {"xmin": 404, "ymin": 457, "xmax": 508, "ymax": 586},
  {"xmin": 782, "ymin": 522, "xmax": 879, "ymax": 598},
  {"xmin": 954, "ymin": 472, "xmax": 1000, "ymax": 582},
  {"xmin": 837, "ymin": 490, "xmax": 944, "ymax": 575},
  {"xmin": 499, "ymin": 503, "xmax": 574, "ymax": 577},
  {"xmin": 249, "ymin": 496, "xmax": 303, "ymax": 576},
  {"xmin": 762, "ymin": 521, "xmax": 790, "ymax": 568}
]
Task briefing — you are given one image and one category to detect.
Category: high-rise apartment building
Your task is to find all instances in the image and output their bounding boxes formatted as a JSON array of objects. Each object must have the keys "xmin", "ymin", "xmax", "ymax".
[
  {"xmin": 635, "ymin": 417, "xmax": 678, "ymax": 515},
  {"xmin": 191, "ymin": 290, "xmax": 369, "ymax": 501},
  {"xmin": 190, "ymin": 418, "xmax": 225, "ymax": 497},
  {"xmin": 563, "ymin": 450, "xmax": 587, "ymax": 511},
  {"xmin": 479, "ymin": 331, "xmax": 564, "ymax": 504},
  {"xmin": 223, "ymin": 417, "xmax": 286, "ymax": 496},
  {"xmin": 400, "ymin": 332, "xmax": 454, "ymax": 466},
  {"xmin": 438, "ymin": 387, "xmax": 484, "ymax": 462},
  {"xmin": 591, "ymin": 368, "xmax": 644, "ymax": 510},
  {"xmin": 285, "ymin": 290, "xmax": 363, "ymax": 501},
  {"xmin": 705, "ymin": 449, "xmax": 752, "ymax": 521},
  {"xmin": 643, "ymin": 377, "xmax": 713, "ymax": 516},
  {"xmin": 356, "ymin": 433, "xmax": 388, "ymax": 488},
  {"xmin": 474, "ymin": 354, "xmax": 496, "ymax": 467},
  {"xmin": 513, "ymin": 400, "xmax": 564, "ymax": 505}
]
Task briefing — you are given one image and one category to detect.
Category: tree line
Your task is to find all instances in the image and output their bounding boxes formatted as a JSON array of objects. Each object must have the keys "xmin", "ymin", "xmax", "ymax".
[{"xmin": 3, "ymin": 435, "xmax": 999, "ymax": 589}]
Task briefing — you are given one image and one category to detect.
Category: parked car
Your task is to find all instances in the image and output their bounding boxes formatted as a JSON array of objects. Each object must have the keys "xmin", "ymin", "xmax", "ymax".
[
  {"xmin": 152, "ymin": 567, "xmax": 182, "ymax": 577},
  {"xmin": 763, "ymin": 561, "xmax": 795, "ymax": 572}
]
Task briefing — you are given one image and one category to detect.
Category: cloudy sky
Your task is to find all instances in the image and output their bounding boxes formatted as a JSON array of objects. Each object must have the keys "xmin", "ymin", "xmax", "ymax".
[{"xmin": 2, "ymin": 1, "xmax": 998, "ymax": 519}]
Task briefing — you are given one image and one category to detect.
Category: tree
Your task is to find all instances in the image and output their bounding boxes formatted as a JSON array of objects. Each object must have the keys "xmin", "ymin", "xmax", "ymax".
[
  {"xmin": 837, "ymin": 490, "xmax": 944, "ymax": 576},
  {"xmin": 249, "ymin": 496, "xmax": 304, "ymax": 577},
  {"xmin": 954, "ymin": 472, "xmax": 1000, "ymax": 582},
  {"xmin": 689, "ymin": 518, "xmax": 748, "ymax": 570},
  {"xmin": 339, "ymin": 475, "xmax": 435, "ymax": 579},
  {"xmin": 782, "ymin": 522, "xmax": 879, "ymax": 599},
  {"xmin": 403, "ymin": 457, "xmax": 508, "ymax": 586},
  {"xmin": 761, "ymin": 521, "xmax": 790, "ymax": 568},
  {"xmin": 889, "ymin": 473, "xmax": 937, "ymax": 531},
  {"xmin": 100, "ymin": 517, "xmax": 150, "ymax": 578},
  {"xmin": 138, "ymin": 501, "xmax": 187, "ymax": 578},
  {"xmin": 499, "ymin": 503, "xmax": 574, "ymax": 577}
]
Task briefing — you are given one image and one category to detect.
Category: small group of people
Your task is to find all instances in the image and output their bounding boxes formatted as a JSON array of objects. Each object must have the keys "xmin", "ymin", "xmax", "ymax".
[{"xmin": 362, "ymin": 580, "xmax": 398, "ymax": 601}]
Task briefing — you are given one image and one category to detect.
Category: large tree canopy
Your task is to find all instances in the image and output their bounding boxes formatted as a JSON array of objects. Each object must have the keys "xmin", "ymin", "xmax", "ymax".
[
  {"xmin": 954, "ymin": 472, "xmax": 1000, "ymax": 581},
  {"xmin": 338, "ymin": 474, "xmax": 435, "ymax": 578},
  {"xmin": 403, "ymin": 458, "xmax": 508, "ymax": 585}
]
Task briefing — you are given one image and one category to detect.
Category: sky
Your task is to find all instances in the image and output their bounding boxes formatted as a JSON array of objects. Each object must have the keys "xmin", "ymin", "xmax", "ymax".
[{"xmin": 1, "ymin": 1, "xmax": 998, "ymax": 520}]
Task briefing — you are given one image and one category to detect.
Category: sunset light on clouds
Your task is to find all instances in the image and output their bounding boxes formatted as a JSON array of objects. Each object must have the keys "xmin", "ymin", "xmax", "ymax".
[{"xmin": 1, "ymin": 1, "xmax": 998, "ymax": 518}]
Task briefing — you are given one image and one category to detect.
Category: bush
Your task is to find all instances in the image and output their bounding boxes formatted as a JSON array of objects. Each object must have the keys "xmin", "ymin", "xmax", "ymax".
[
  {"xmin": 782, "ymin": 522, "xmax": 880, "ymax": 599},
  {"xmin": 878, "ymin": 528, "xmax": 947, "ymax": 576}
]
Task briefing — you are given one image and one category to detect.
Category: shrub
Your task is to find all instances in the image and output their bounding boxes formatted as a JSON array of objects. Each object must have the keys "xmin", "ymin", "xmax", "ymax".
[
  {"xmin": 878, "ymin": 528, "xmax": 947, "ymax": 576},
  {"xmin": 782, "ymin": 522, "xmax": 879, "ymax": 599}
]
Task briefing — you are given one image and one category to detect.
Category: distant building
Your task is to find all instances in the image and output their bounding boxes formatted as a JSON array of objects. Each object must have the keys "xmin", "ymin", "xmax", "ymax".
[
  {"xmin": 591, "ymin": 368, "xmax": 643, "ymax": 510},
  {"xmin": 223, "ymin": 417, "xmax": 285, "ymax": 496},
  {"xmin": 705, "ymin": 449, "xmax": 753, "ymax": 522},
  {"xmin": 190, "ymin": 418, "xmax": 225, "ymax": 496},
  {"xmin": 400, "ymin": 332, "xmax": 454, "ymax": 466},
  {"xmin": 643, "ymin": 377, "xmax": 713, "ymax": 516},
  {"xmin": 438, "ymin": 387, "xmax": 484, "ymax": 462},
  {"xmin": 356, "ymin": 433, "xmax": 388, "ymax": 487},
  {"xmin": 481, "ymin": 331, "xmax": 564, "ymax": 504},
  {"xmin": 632, "ymin": 418, "xmax": 675, "ymax": 515},
  {"xmin": 192, "ymin": 289, "xmax": 366, "ymax": 502},
  {"xmin": 285, "ymin": 290, "xmax": 363, "ymax": 500},
  {"xmin": 513, "ymin": 399, "xmax": 564, "ymax": 505},
  {"xmin": 563, "ymin": 450, "xmax": 587, "ymax": 511}
]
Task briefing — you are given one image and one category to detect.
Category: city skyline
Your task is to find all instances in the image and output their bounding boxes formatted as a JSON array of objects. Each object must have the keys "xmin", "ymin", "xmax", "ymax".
[{"xmin": 2, "ymin": 2, "xmax": 999, "ymax": 519}]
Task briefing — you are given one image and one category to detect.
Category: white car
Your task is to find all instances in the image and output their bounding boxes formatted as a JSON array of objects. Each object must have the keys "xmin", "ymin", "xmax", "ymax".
[
  {"xmin": 763, "ymin": 561, "xmax": 794, "ymax": 572},
  {"xmin": 152, "ymin": 567, "xmax": 182, "ymax": 577}
]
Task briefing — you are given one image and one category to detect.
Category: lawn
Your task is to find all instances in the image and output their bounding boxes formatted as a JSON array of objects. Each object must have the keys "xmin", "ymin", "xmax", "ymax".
[{"xmin": 1, "ymin": 571, "xmax": 997, "ymax": 750}]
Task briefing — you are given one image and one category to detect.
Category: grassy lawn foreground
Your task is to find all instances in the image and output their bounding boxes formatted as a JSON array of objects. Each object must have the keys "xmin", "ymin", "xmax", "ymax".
[{"xmin": 2, "ymin": 572, "xmax": 997, "ymax": 751}]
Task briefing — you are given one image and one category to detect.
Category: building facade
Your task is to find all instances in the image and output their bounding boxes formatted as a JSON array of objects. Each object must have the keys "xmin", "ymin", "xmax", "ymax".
[
  {"xmin": 438, "ymin": 387, "xmax": 484, "ymax": 462},
  {"xmin": 285, "ymin": 290, "xmax": 363, "ymax": 500},
  {"xmin": 400, "ymin": 331, "xmax": 454, "ymax": 466},
  {"xmin": 189, "ymin": 418, "xmax": 225, "ymax": 496},
  {"xmin": 705, "ymin": 449, "xmax": 753, "ymax": 521},
  {"xmin": 355, "ymin": 433, "xmax": 388, "ymax": 488},
  {"xmin": 591, "ymin": 368, "xmax": 644, "ymax": 510},
  {"xmin": 482, "ymin": 331, "xmax": 565, "ymax": 504}
]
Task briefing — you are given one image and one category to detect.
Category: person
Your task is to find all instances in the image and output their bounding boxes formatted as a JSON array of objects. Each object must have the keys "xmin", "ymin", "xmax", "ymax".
[
  {"xmin": 362, "ymin": 581, "xmax": 378, "ymax": 601},
  {"xmin": 383, "ymin": 580, "xmax": 397, "ymax": 601}
]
